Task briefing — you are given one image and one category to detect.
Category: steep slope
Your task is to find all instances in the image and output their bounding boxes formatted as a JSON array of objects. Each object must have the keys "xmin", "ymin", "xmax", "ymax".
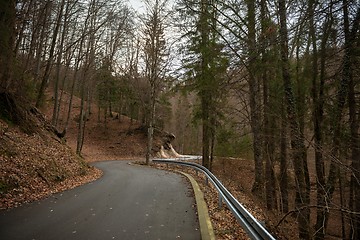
[{"xmin": 0, "ymin": 93, "xmax": 101, "ymax": 209}]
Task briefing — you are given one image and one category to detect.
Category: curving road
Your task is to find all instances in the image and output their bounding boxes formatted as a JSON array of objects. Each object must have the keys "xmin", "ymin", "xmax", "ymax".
[{"xmin": 0, "ymin": 161, "xmax": 200, "ymax": 240}]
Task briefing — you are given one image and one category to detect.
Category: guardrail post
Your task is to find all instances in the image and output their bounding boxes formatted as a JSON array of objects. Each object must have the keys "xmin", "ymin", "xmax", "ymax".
[
  {"xmin": 205, "ymin": 176, "xmax": 209, "ymax": 186},
  {"xmin": 218, "ymin": 194, "xmax": 223, "ymax": 209}
]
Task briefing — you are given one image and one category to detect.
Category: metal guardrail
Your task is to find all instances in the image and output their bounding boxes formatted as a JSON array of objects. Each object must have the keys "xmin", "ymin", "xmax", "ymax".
[{"xmin": 152, "ymin": 158, "xmax": 276, "ymax": 240}]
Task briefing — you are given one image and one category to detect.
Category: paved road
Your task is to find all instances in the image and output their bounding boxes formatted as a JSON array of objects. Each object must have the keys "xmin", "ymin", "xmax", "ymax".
[{"xmin": 0, "ymin": 161, "xmax": 200, "ymax": 240}]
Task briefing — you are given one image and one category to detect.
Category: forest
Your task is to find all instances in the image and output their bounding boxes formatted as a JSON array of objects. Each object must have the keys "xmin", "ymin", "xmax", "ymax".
[{"xmin": 0, "ymin": 0, "xmax": 359, "ymax": 239}]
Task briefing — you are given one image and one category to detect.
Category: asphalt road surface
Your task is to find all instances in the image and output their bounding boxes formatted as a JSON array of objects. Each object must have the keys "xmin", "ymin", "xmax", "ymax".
[{"xmin": 0, "ymin": 161, "xmax": 201, "ymax": 240}]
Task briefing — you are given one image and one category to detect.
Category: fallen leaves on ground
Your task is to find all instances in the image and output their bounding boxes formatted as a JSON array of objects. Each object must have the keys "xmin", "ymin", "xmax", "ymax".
[
  {"xmin": 154, "ymin": 162, "xmax": 297, "ymax": 240},
  {"xmin": 0, "ymin": 120, "xmax": 102, "ymax": 210}
]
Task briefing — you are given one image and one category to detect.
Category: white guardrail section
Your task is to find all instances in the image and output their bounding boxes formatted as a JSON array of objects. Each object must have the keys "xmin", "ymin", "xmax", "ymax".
[{"xmin": 152, "ymin": 158, "xmax": 277, "ymax": 240}]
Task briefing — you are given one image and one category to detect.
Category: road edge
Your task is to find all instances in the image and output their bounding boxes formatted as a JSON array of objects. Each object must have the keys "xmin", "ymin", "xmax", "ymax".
[{"xmin": 179, "ymin": 171, "xmax": 216, "ymax": 240}]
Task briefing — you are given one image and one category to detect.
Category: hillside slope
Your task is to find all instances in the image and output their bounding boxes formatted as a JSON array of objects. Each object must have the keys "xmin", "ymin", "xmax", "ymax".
[
  {"xmin": 0, "ymin": 93, "xmax": 101, "ymax": 209},
  {"xmin": 0, "ymin": 90, "xmax": 178, "ymax": 209},
  {"xmin": 43, "ymin": 91, "xmax": 178, "ymax": 162}
]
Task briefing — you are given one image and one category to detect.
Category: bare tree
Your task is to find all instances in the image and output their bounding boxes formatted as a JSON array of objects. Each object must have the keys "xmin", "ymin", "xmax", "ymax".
[
  {"xmin": 36, "ymin": 0, "xmax": 66, "ymax": 108},
  {"xmin": 141, "ymin": 0, "xmax": 171, "ymax": 165}
]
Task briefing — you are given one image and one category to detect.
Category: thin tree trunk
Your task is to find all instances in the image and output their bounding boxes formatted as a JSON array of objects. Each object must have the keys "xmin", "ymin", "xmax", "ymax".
[
  {"xmin": 52, "ymin": 0, "xmax": 68, "ymax": 126},
  {"xmin": 77, "ymin": 0, "xmax": 97, "ymax": 155},
  {"xmin": 63, "ymin": 46, "xmax": 83, "ymax": 133},
  {"xmin": 209, "ymin": 115, "xmax": 215, "ymax": 171},
  {"xmin": 246, "ymin": 0, "xmax": 263, "ymax": 195},
  {"xmin": 280, "ymin": 98, "xmax": 288, "ymax": 213},
  {"xmin": 14, "ymin": 0, "xmax": 34, "ymax": 57},
  {"xmin": 201, "ymin": 97, "xmax": 210, "ymax": 169},
  {"xmin": 146, "ymin": 84, "xmax": 156, "ymax": 165},
  {"xmin": 63, "ymin": 5, "xmax": 91, "ymax": 134},
  {"xmin": 33, "ymin": 2, "xmax": 51, "ymax": 85},
  {"xmin": 57, "ymin": 45, "xmax": 74, "ymax": 129},
  {"xmin": 199, "ymin": 0, "xmax": 211, "ymax": 169},
  {"xmin": 259, "ymin": 0, "xmax": 276, "ymax": 210},
  {"xmin": 23, "ymin": 3, "xmax": 42, "ymax": 82},
  {"xmin": 76, "ymin": 75, "xmax": 86, "ymax": 155},
  {"xmin": 339, "ymin": 170, "xmax": 347, "ymax": 239},
  {"xmin": 36, "ymin": 0, "xmax": 64, "ymax": 108}
]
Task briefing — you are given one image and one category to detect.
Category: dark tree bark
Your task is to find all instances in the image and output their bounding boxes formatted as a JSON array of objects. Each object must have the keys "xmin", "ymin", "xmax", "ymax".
[
  {"xmin": 324, "ymin": 4, "xmax": 360, "ymax": 238},
  {"xmin": 259, "ymin": 0, "xmax": 276, "ymax": 209},
  {"xmin": 278, "ymin": 0, "xmax": 310, "ymax": 238},
  {"xmin": 0, "ymin": 0, "xmax": 16, "ymax": 91},
  {"xmin": 345, "ymin": 3, "xmax": 360, "ymax": 238},
  {"xmin": 246, "ymin": 0, "xmax": 263, "ymax": 195},
  {"xmin": 52, "ymin": 0, "xmax": 69, "ymax": 127},
  {"xmin": 280, "ymin": 98, "xmax": 288, "ymax": 213},
  {"xmin": 36, "ymin": 0, "xmax": 65, "ymax": 108},
  {"xmin": 200, "ymin": 0, "xmax": 210, "ymax": 169},
  {"xmin": 33, "ymin": 1, "xmax": 51, "ymax": 83},
  {"xmin": 311, "ymin": 1, "xmax": 334, "ymax": 238},
  {"xmin": 76, "ymin": 0, "xmax": 97, "ymax": 155}
]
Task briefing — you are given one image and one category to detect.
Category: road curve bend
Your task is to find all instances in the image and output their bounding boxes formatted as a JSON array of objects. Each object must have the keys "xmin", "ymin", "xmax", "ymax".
[{"xmin": 0, "ymin": 161, "xmax": 201, "ymax": 240}]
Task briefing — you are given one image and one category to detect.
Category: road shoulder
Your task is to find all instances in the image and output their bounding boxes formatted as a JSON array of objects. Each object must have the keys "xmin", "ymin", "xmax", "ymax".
[{"xmin": 179, "ymin": 171, "xmax": 215, "ymax": 240}]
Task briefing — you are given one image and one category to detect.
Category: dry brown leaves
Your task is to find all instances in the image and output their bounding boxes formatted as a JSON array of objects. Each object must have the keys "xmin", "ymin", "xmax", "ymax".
[
  {"xmin": 153, "ymin": 163, "xmax": 251, "ymax": 239},
  {"xmin": 0, "ymin": 120, "xmax": 102, "ymax": 210},
  {"xmin": 153, "ymin": 162, "xmax": 296, "ymax": 240}
]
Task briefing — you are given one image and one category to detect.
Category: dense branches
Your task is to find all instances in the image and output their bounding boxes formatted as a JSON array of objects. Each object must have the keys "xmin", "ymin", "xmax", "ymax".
[{"xmin": 175, "ymin": 0, "xmax": 360, "ymax": 238}]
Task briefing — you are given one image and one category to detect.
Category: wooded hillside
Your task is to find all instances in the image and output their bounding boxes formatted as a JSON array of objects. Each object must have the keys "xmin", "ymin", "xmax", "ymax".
[{"xmin": 0, "ymin": 92, "xmax": 101, "ymax": 209}]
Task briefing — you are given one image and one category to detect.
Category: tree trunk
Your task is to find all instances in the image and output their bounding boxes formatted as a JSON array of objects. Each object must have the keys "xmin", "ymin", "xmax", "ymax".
[
  {"xmin": 63, "ymin": 27, "xmax": 86, "ymax": 134},
  {"xmin": 33, "ymin": 2, "xmax": 51, "ymax": 84},
  {"xmin": 259, "ymin": 0, "xmax": 277, "ymax": 210},
  {"xmin": 146, "ymin": 85, "xmax": 156, "ymax": 165},
  {"xmin": 325, "ymin": 4, "xmax": 360, "ymax": 237},
  {"xmin": 36, "ymin": 0, "xmax": 64, "ymax": 108},
  {"xmin": 246, "ymin": 0, "xmax": 263, "ymax": 195},
  {"xmin": 0, "ymin": 0, "xmax": 16, "ymax": 91},
  {"xmin": 76, "ymin": 76, "xmax": 86, "ymax": 155},
  {"xmin": 13, "ymin": 0, "xmax": 32, "ymax": 57},
  {"xmin": 280, "ymin": 98, "xmax": 288, "ymax": 213},
  {"xmin": 52, "ymin": 0, "xmax": 68, "ymax": 127},
  {"xmin": 346, "ymin": 4, "xmax": 360, "ymax": 238},
  {"xmin": 76, "ymin": 0, "xmax": 97, "ymax": 155},
  {"xmin": 23, "ymin": 2, "xmax": 42, "ymax": 83},
  {"xmin": 312, "ymin": 1, "xmax": 334, "ymax": 237},
  {"xmin": 201, "ymin": 98, "xmax": 211, "ymax": 169},
  {"xmin": 279, "ymin": 0, "xmax": 310, "ymax": 238},
  {"xmin": 199, "ymin": 0, "xmax": 211, "ymax": 169}
]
